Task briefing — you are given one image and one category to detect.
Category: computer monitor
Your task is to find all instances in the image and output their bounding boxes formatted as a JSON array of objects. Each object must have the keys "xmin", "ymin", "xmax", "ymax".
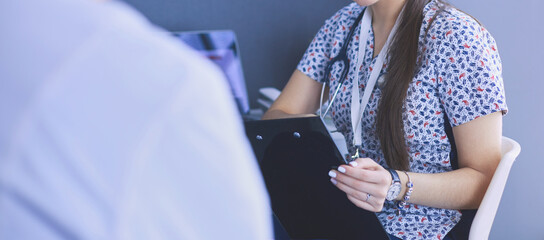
[{"xmin": 172, "ymin": 30, "xmax": 250, "ymax": 115}]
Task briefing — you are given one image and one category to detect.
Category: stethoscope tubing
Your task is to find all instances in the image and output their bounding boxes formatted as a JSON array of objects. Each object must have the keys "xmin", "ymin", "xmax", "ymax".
[{"xmin": 319, "ymin": 8, "xmax": 366, "ymax": 119}]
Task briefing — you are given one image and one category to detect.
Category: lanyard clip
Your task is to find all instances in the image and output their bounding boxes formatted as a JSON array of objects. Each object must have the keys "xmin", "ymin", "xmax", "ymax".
[{"xmin": 351, "ymin": 147, "xmax": 361, "ymax": 160}]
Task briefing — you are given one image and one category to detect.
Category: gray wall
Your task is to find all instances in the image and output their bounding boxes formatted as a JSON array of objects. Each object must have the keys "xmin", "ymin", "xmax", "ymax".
[
  {"xmin": 124, "ymin": 0, "xmax": 351, "ymax": 109},
  {"xmin": 123, "ymin": 0, "xmax": 544, "ymax": 238}
]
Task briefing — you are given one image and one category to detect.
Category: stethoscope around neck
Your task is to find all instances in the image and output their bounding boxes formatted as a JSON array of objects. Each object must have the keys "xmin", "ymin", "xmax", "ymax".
[{"xmin": 318, "ymin": 8, "xmax": 366, "ymax": 119}]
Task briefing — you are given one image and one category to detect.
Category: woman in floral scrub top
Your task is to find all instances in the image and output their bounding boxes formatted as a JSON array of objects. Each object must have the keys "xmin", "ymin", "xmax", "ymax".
[{"xmin": 264, "ymin": 0, "xmax": 507, "ymax": 239}]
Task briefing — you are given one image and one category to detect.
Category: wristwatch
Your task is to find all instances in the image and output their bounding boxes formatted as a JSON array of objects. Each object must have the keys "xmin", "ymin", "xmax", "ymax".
[{"xmin": 385, "ymin": 169, "xmax": 402, "ymax": 201}]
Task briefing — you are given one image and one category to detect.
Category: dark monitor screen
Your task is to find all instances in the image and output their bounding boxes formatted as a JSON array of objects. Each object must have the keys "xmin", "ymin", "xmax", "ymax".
[{"xmin": 172, "ymin": 30, "xmax": 250, "ymax": 115}]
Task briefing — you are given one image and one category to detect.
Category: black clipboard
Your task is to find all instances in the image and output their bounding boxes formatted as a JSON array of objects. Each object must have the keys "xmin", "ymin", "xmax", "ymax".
[{"xmin": 244, "ymin": 116, "xmax": 388, "ymax": 239}]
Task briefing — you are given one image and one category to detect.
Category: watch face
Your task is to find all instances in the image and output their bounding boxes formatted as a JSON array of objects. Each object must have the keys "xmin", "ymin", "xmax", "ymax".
[{"xmin": 386, "ymin": 183, "xmax": 401, "ymax": 201}]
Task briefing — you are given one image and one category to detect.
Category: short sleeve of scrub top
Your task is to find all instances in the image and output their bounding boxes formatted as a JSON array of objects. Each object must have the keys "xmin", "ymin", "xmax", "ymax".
[
  {"xmin": 297, "ymin": 3, "xmax": 364, "ymax": 84},
  {"xmin": 434, "ymin": 17, "xmax": 508, "ymax": 126}
]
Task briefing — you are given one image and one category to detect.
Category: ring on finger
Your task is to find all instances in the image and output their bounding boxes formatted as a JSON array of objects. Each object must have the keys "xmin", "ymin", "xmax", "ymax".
[{"xmin": 365, "ymin": 193, "xmax": 371, "ymax": 202}]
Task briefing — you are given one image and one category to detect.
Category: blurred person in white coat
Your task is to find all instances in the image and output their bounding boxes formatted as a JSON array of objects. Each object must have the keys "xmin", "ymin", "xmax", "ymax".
[{"xmin": 0, "ymin": 0, "xmax": 272, "ymax": 239}]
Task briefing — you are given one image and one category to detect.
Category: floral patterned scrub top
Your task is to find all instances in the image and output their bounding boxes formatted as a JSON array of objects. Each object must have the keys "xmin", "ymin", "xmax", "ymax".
[{"xmin": 296, "ymin": 1, "xmax": 508, "ymax": 239}]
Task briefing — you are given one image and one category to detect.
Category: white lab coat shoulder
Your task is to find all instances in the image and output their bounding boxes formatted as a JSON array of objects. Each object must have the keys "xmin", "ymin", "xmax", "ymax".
[{"xmin": 0, "ymin": 0, "xmax": 272, "ymax": 239}]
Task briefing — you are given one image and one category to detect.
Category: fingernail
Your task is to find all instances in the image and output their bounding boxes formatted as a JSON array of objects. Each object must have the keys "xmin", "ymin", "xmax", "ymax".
[
  {"xmin": 349, "ymin": 161, "xmax": 358, "ymax": 167},
  {"xmin": 338, "ymin": 166, "xmax": 346, "ymax": 173},
  {"xmin": 328, "ymin": 170, "xmax": 336, "ymax": 178},
  {"xmin": 330, "ymin": 178, "xmax": 337, "ymax": 185}
]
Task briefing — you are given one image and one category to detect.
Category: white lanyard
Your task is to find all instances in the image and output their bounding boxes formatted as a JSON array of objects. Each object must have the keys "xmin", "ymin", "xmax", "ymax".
[{"xmin": 350, "ymin": 7, "xmax": 402, "ymax": 156}]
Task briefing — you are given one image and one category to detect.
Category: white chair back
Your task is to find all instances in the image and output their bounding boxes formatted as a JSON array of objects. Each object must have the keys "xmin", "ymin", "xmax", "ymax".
[{"xmin": 468, "ymin": 136, "xmax": 521, "ymax": 240}]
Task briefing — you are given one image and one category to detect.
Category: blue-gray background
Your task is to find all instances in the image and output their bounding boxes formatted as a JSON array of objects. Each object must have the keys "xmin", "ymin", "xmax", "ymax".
[{"xmin": 123, "ymin": 0, "xmax": 543, "ymax": 238}]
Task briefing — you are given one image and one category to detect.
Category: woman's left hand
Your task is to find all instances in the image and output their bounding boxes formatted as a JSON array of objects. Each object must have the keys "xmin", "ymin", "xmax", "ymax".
[{"xmin": 329, "ymin": 157, "xmax": 392, "ymax": 212}]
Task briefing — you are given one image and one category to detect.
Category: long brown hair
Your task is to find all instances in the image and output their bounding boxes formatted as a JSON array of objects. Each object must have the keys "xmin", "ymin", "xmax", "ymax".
[{"xmin": 376, "ymin": 0, "xmax": 446, "ymax": 170}]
